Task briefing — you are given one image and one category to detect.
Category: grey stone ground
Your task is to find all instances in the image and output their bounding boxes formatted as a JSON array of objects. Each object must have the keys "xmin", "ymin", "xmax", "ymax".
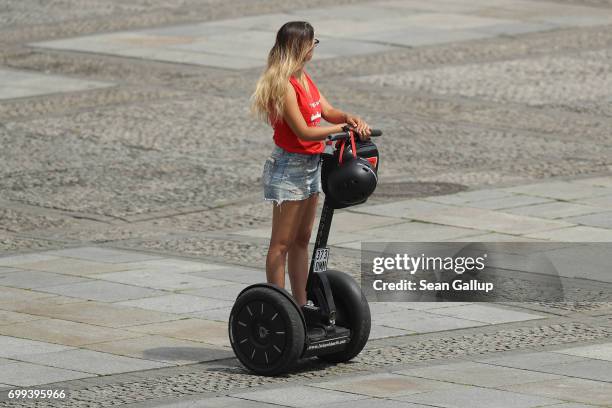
[{"xmin": 0, "ymin": 0, "xmax": 611, "ymax": 407}]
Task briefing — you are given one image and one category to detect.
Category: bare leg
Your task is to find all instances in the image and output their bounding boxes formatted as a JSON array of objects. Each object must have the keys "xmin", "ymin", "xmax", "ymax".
[
  {"xmin": 266, "ymin": 200, "xmax": 304, "ymax": 289},
  {"xmin": 287, "ymin": 193, "xmax": 319, "ymax": 306}
]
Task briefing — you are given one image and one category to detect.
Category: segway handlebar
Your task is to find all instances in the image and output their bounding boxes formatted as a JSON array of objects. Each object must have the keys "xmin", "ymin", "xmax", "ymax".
[{"xmin": 327, "ymin": 128, "xmax": 382, "ymax": 142}]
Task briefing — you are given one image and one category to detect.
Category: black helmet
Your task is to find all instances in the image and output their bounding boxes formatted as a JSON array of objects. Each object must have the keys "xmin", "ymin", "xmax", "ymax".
[{"xmin": 326, "ymin": 156, "xmax": 378, "ymax": 206}]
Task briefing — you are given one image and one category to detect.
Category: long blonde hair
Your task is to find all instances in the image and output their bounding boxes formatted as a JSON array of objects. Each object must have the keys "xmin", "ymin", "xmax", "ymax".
[{"xmin": 250, "ymin": 21, "xmax": 314, "ymax": 125}]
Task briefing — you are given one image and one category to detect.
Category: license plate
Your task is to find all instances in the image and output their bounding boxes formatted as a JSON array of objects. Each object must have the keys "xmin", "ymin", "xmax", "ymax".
[{"xmin": 313, "ymin": 248, "xmax": 329, "ymax": 273}]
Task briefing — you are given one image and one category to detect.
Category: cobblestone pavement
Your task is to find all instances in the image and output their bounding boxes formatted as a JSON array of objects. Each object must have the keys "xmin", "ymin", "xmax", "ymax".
[{"xmin": 0, "ymin": 0, "xmax": 611, "ymax": 406}]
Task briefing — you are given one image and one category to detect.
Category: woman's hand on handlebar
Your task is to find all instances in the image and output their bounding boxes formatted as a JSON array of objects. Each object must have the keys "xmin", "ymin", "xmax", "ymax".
[{"xmin": 345, "ymin": 113, "xmax": 371, "ymax": 141}]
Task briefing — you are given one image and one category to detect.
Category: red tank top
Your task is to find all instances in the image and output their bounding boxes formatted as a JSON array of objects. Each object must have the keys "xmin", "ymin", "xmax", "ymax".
[{"xmin": 270, "ymin": 71, "xmax": 324, "ymax": 154}]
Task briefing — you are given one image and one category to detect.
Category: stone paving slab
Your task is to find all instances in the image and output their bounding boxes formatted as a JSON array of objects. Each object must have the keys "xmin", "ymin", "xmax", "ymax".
[
  {"xmin": 0, "ymin": 286, "xmax": 57, "ymax": 303},
  {"xmin": 425, "ymin": 304, "xmax": 544, "ymax": 325},
  {"xmin": 0, "ymin": 69, "xmax": 113, "ymax": 101},
  {"xmin": 500, "ymin": 181, "xmax": 612, "ymax": 201},
  {"xmin": 230, "ymin": 226, "xmax": 377, "ymax": 246},
  {"xmin": 9, "ymin": 300, "xmax": 185, "ymax": 328},
  {"xmin": 0, "ymin": 335, "xmax": 74, "ymax": 359},
  {"xmin": 0, "ymin": 360, "xmax": 95, "ymax": 387},
  {"xmin": 15, "ymin": 348, "xmax": 171, "ymax": 375},
  {"xmin": 448, "ymin": 232, "xmax": 547, "ymax": 242},
  {"xmin": 0, "ymin": 293, "xmax": 91, "ymax": 313},
  {"xmin": 393, "ymin": 384, "xmax": 563, "ymax": 407},
  {"xmin": 491, "ymin": 0, "xmax": 612, "ymax": 19},
  {"xmin": 574, "ymin": 176, "xmax": 612, "ymax": 188},
  {"xmin": 523, "ymin": 359, "xmax": 612, "ymax": 382},
  {"xmin": 382, "ymin": 301, "xmax": 473, "ymax": 311},
  {"xmin": 115, "ymin": 44, "xmax": 268, "ymax": 69},
  {"xmin": 470, "ymin": 21, "xmax": 556, "ymax": 36},
  {"xmin": 0, "ymin": 318, "xmax": 145, "ymax": 347},
  {"xmin": 0, "ymin": 253, "xmax": 62, "ymax": 267},
  {"xmin": 540, "ymin": 14, "xmax": 612, "ymax": 27},
  {"xmin": 83, "ymin": 334, "xmax": 233, "ymax": 365},
  {"xmin": 392, "ymin": 361, "xmax": 561, "ymax": 388},
  {"xmin": 324, "ymin": 212, "xmax": 401, "ymax": 234},
  {"xmin": 291, "ymin": 399, "xmax": 432, "ymax": 408},
  {"xmin": 573, "ymin": 194, "xmax": 612, "ymax": 209},
  {"xmin": 552, "ymin": 342, "xmax": 612, "ymax": 362},
  {"xmin": 332, "ymin": 26, "xmax": 493, "ymax": 48},
  {"xmin": 456, "ymin": 194, "xmax": 552, "ymax": 211},
  {"xmin": 180, "ymin": 282, "xmax": 250, "ymax": 301},
  {"xmin": 123, "ymin": 318, "xmax": 229, "ymax": 348},
  {"xmin": 369, "ymin": 324, "xmax": 414, "ymax": 340},
  {"xmin": 325, "ymin": 226, "xmax": 500, "ymax": 249},
  {"xmin": 372, "ymin": 309, "xmax": 487, "ymax": 333},
  {"xmin": 535, "ymin": 244, "xmax": 612, "ymax": 282},
  {"xmin": 188, "ymin": 267, "xmax": 273, "ymax": 285},
  {"xmin": 9, "ymin": 257, "xmax": 140, "ymax": 276},
  {"xmin": 142, "ymin": 396, "xmax": 296, "ymax": 408},
  {"xmin": 502, "ymin": 201, "xmax": 609, "ymax": 219},
  {"xmin": 185, "ymin": 306, "xmax": 232, "ymax": 323},
  {"xmin": 524, "ymin": 225, "xmax": 612, "ymax": 242},
  {"xmin": 0, "ymin": 294, "xmax": 92, "ymax": 314},
  {"xmin": 114, "ymin": 293, "xmax": 234, "ymax": 314},
  {"xmin": 403, "ymin": 206, "xmax": 574, "ymax": 235},
  {"xmin": 500, "ymin": 377, "xmax": 612, "ymax": 406},
  {"xmin": 423, "ymin": 189, "xmax": 517, "ymax": 205},
  {"xmin": 343, "ymin": 221, "xmax": 486, "ymax": 243},
  {"xmin": 349, "ymin": 199, "xmax": 457, "ymax": 219},
  {"xmin": 0, "ymin": 270, "xmax": 90, "ymax": 289},
  {"xmin": 476, "ymin": 350, "xmax": 589, "ymax": 368},
  {"xmin": 562, "ymin": 210, "xmax": 612, "ymax": 229},
  {"xmin": 378, "ymin": 0, "xmax": 502, "ymax": 14},
  {"xmin": 376, "ymin": 12, "xmax": 516, "ymax": 30},
  {"xmin": 43, "ymin": 246, "xmax": 165, "ymax": 263},
  {"xmin": 94, "ymin": 269, "xmax": 234, "ymax": 291},
  {"xmin": 473, "ymin": 349, "xmax": 612, "ymax": 385},
  {"xmin": 36, "ymin": 280, "xmax": 166, "ymax": 302},
  {"xmin": 287, "ymin": 4, "xmax": 421, "ymax": 22},
  {"xmin": 0, "ymin": 310, "xmax": 44, "ymax": 325},
  {"xmin": 108, "ymin": 258, "xmax": 231, "ymax": 275},
  {"xmin": 309, "ymin": 372, "xmax": 460, "ymax": 398},
  {"xmin": 230, "ymin": 385, "xmax": 369, "ymax": 407}
]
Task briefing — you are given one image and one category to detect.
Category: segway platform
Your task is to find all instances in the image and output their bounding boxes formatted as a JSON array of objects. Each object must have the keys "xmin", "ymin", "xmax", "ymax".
[{"xmin": 304, "ymin": 324, "xmax": 351, "ymax": 357}]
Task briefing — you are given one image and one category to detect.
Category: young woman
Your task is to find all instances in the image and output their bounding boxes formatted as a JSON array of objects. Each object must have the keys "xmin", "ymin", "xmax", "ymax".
[{"xmin": 250, "ymin": 21, "xmax": 371, "ymax": 306}]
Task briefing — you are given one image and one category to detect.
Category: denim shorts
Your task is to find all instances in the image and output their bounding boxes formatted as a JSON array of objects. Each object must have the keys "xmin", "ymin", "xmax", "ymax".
[{"xmin": 262, "ymin": 145, "xmax": 322, "ymax": 206}]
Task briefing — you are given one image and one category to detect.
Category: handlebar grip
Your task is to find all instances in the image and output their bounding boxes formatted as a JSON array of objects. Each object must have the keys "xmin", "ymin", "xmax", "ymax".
[{"xmin": 327, "ymin": 128, "xmax": 383, "ymax": 141}]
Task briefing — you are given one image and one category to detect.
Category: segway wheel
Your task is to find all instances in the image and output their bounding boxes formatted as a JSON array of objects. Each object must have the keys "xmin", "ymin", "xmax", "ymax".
[
  {"xmin": 229, "ymin": 285, "xmax": 305, "ymax": 375},
  {"xmin": 317, "ymin": 270, "xmax": 371, "ymax": 363}
]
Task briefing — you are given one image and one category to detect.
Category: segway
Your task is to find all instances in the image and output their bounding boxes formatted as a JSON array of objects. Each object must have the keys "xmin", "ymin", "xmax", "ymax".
[{"xmin": 229, "ymin": 126, "xmax": 382, "ymax": 375}]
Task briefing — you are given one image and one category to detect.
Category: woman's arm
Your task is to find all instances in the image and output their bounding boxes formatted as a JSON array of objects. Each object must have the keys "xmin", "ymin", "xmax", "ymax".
[
  {"xmin": 319, "ymin": 92, "xmax": 371, "ymax": 138},
  {"xmin": 282, "ymin": 85, "xmax": 346, "ymax": 142},
  {"xmin": 319, "ymin": 93, "xmax": 347, "ymax": 124}
]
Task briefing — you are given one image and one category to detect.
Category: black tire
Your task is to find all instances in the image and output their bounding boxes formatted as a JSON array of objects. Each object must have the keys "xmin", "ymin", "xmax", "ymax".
[
  {"xmin": 317, "ymin": 270, "xmax": 371, "ymax": 363},
  {"xmin": 229, "ymin": 286, "xmax": 305, "ymax": 375}
]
